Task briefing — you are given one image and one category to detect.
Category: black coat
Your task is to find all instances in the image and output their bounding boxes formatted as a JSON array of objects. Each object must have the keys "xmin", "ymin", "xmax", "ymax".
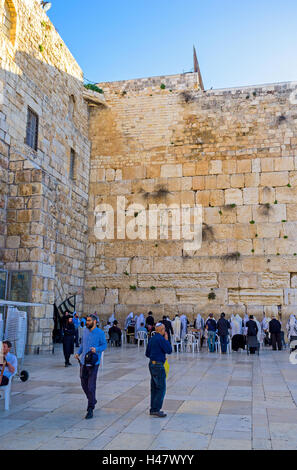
[
  {"xmin": 269, "ymin": 319, "xmax": 281, "ymax": 334},
  {"xmin": 246, "ymin": 320, "xmax": 258, "ymax": 337},
  {"xmin": 161, "ymin": 320, "xmax": 174, "ymax": 342},
  {"xmin": 63, "ymin": 323, "xmax": 75, "ymax": 357},
  {"xmin": 146, "ymin": 315, "xmax": 155, "ymax": 327},
  {"xmin": 217, "ymin": 318, "xmax": 231, "ymax": 336}
]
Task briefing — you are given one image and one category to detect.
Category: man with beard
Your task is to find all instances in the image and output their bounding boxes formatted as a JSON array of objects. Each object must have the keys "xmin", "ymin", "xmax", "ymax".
[{"xmin": 75, "ymin": 314, "xmax": 107, "ymax": 419}]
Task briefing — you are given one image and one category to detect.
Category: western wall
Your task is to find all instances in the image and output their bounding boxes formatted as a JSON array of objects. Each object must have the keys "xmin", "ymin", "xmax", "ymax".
[{"xmin": 85, "ymin": 75, "xmax": 297, "ymax": 325}]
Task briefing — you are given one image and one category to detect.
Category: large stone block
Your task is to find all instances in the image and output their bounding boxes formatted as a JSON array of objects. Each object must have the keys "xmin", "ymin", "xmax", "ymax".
[
  {"xmin": 119, "ymin": 288, "xmax": 176, "ymax": 304},
  {"xmin": 104, "ymin": 289, "xmax": 119, "ymax": 304},
  {"xmin": 243, "ymin": 187, "xmax": 259, "ymax": 205},
  {"xmin": 137, "ymin": 273, "xmax": 218, "ymax": 289},
  {"xmin": 176, "ymin": 288, "xmax": 227, "ymax": 304},
  {"xmin": 160, "ymin": 164, "xmax": 182, "ymax": 178},
  {"xmin": 225, "ymin": 189, "xmax": 243, "ymax": 206},
  {"xmin": 230, "ymin": 174, "xmax": 244, "ymax": 188},
  {"xmin": 209, "ymin": 160, "xmax": 222, "ymax": 174},
  {"xmin": 260, "ymin": 172, "xmax": 288, "ymax": 187},
  {"xmin": 218, "ymin": 273, "xmax": 239, "ymax": 288},
  {"xmin": 275, "ymin": 186, "xmax": 297, "ymax": 204},
  {"xmin": 228, "ymin": 289, "xmax": 283, "ymax": 305},
  {"xmin": 261, "ymin": 273, "xmax": 290, "ymax": 288}
]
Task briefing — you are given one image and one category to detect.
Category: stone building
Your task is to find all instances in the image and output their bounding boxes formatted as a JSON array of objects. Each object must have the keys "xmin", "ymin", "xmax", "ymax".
[
  {"xmin": 1, "ymin": 0, "xmax": 297, "ymax": 352},
  {"xmin": 0, "ymin": 0, "xmax": 104, "ymax": 352}
]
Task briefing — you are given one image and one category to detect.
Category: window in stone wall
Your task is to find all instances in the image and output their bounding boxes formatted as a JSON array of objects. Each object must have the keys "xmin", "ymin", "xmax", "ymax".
[
  {"xmin": 68, "ymin": 95, "xmax": 75, "ymax": 120},
  {"xmin": 69, "ymin": 148, "xmax": 76, "ymax": 180},
  {"xmin": 2, "ymin": 0, "xmax": 16, "ymax": 43},
  {"xmin": 2, "ymin": 1, "xmax": 12, "ymax": 40},
  {"xmin": 25, "ymin": 107, "xmax": 39, "ymax": 151}
]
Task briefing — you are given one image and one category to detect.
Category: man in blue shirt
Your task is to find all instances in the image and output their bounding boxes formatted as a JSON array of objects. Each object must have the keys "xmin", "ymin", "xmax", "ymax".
[
  {"xmin": 0, "ymin": 341, "xmax": 17, "ymax": 386},
  {"xmin": 75, "ymin": 314, "xmax": 107, "ymax": 419},
  {"xmin": 145, "ymin": 323, "xmax": 172, "ymax": 418}
]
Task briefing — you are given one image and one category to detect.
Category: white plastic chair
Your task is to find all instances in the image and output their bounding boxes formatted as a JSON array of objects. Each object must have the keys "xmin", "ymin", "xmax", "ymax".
[
  {"xmin": 227, "ymin": 335, "xmax": 232, "ymax": 354},
  {"xmin": 122, "ymin": 331, "xmax": 127, "ymax": 344},
  {"xmin": 184, "ymin": 334, "xmax": 199, "ymax": 354},
  {"xmin": 215, "ymin": 334, "xmax": 220, "ymax": 353},
  {"xmin": 0, "ymin": 371, "xmax": 17, "ymax": 411},
  {"xmin": 137, "ymin": 330, "xmax": 148, "ymax": 348},
  {"xmin": 172, "ymin": 335, "xmax": 182, "ymax": 354}
]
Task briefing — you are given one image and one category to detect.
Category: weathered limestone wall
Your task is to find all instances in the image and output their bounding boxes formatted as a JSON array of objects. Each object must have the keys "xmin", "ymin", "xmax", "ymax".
[
  {"xmin": 0, "ymin": 0, "xmax": 91, "ymax": 351},
  {"xmin": 86, "ymin": 74, "xmax": 297, "ymax": 325}
]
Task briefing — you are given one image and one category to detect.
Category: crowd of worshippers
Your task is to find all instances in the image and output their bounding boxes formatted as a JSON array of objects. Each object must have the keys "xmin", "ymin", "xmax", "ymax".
[
  {"xmin": 117, "ymin": 311, "xmax": 297, "ymax": 355},
  {"xmin": 59, "ymin": 310, "xmax": 297, "ymax": 365}
]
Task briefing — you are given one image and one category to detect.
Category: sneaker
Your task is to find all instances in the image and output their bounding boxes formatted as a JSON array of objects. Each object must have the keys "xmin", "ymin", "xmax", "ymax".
[
  {"xmin": 150, "ymin": 411, "xmax": 167, "ymax": 418},
  {"xmin": 85, "ymin": 409, "xmax": 93, "ymax": 419}
]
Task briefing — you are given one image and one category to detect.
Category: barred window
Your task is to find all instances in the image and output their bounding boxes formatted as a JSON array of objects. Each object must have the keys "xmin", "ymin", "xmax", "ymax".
[
  {"xmin": 25, "ymin": 107, "xmax": 39, "ymax": 151},
  {"xmin": 69, "ymin": 148, "xmax": 76, "ymax": 180},
  {"xmin": 2, "ymin": 1, "xmax": 12, "ymax": 40}
]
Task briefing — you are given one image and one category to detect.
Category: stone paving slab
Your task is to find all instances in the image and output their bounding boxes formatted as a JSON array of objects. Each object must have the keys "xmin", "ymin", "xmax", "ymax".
[{"xmin": 1, "ymin": 345, "xmax": 297, "ymax": 450}]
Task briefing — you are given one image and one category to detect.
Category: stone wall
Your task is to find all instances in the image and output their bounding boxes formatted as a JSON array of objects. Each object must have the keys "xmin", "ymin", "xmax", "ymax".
[
  {"xmin": 0, "ymin": 0, "xmax": 91, "ymax": 351},
  {"xmin": 86, "ymin": 75, "xmax": 297, "ymax": 325}
]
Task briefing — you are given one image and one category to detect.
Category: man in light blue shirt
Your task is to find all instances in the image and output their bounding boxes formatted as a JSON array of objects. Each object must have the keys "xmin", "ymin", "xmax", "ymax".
[
  {"xmin": 0, "ymin": 341, "xmax": 17, "ymax": 386},
  {"xmin": 75, "ymin": 314, "xmax": 107, "ymax": 419}
]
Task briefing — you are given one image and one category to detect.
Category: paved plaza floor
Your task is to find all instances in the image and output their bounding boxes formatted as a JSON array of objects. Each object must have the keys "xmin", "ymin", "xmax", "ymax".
[{"xmin": 1, "ymin": 343, "xmax": 297, "ymax": 450}]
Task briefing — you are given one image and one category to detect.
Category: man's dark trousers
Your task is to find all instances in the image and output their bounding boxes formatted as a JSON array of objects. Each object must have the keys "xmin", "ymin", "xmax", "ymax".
[
  {"xmin": 271, "ymin": 333, "xmax": 282, "ymax": 351},
  {"xmin": 80, "ymin": 364, "xmax": 99, "ymax": 410},
  {"xmin": 220, "ymin": 335, "xmax": 228, "ymax": 353},
  {"xmin": 149, "ymin": 362, "xmax": 166, "ymax": 413}
]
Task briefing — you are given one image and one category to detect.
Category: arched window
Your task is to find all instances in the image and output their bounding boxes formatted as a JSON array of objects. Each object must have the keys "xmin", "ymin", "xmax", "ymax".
[
  {"xmin": 2, "ymin": 0, "xmax": 16, "ymax": 43},
  {"xmin": 68, "ymin": 95, "xmax": 75, "ymax": 120}
]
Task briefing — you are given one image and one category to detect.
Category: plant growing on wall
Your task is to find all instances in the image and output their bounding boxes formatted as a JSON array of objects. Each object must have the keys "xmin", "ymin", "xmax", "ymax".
[
  {"xmin": 221, "ymin": 252, "xmax": 241, "ymax": 262},
  {"xmin": 38, "ymin": 44, "xmax": 44, "ymax": 52},
  {"xmin": 84, "ymin": 84, "xmax": 104, "ymax": 94},
  {"xmin": 225, "ymin": 204, "xmax": 237, "ymax": 210},
  {"xmin": 150, "ymin": 286, "xmax": 156, "ymax": 290},
  {"xmin": 130, "ymin": 285, "xmax": 137, "ymax": 290},
  {"xmin": 208, "ymin": 291, "xmax": 216, "ymax": 301},
  {"xmin": 160, "ymin": 83, "xmax": 166, "ymax": 89},
  {"xmin": 91, "ymin": 286, "xmax": 97, "ymax": 291}
]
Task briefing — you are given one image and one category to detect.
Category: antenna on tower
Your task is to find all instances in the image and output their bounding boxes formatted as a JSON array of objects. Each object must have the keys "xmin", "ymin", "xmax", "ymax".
[{"xmin": 193, "ymin": 45, "xmax": 204, "ymax": 91}]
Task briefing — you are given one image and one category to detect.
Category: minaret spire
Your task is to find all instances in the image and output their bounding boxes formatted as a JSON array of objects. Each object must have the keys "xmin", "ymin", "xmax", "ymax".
[{"xmin": 193, "ymin": 45, "xmax": 204, "ymax": 91}]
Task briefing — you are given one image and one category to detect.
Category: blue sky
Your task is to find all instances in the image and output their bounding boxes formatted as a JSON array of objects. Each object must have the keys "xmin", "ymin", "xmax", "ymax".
[{"xmin": 48, "ymin": 0, "xmax": 297, "ymax": 89}]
